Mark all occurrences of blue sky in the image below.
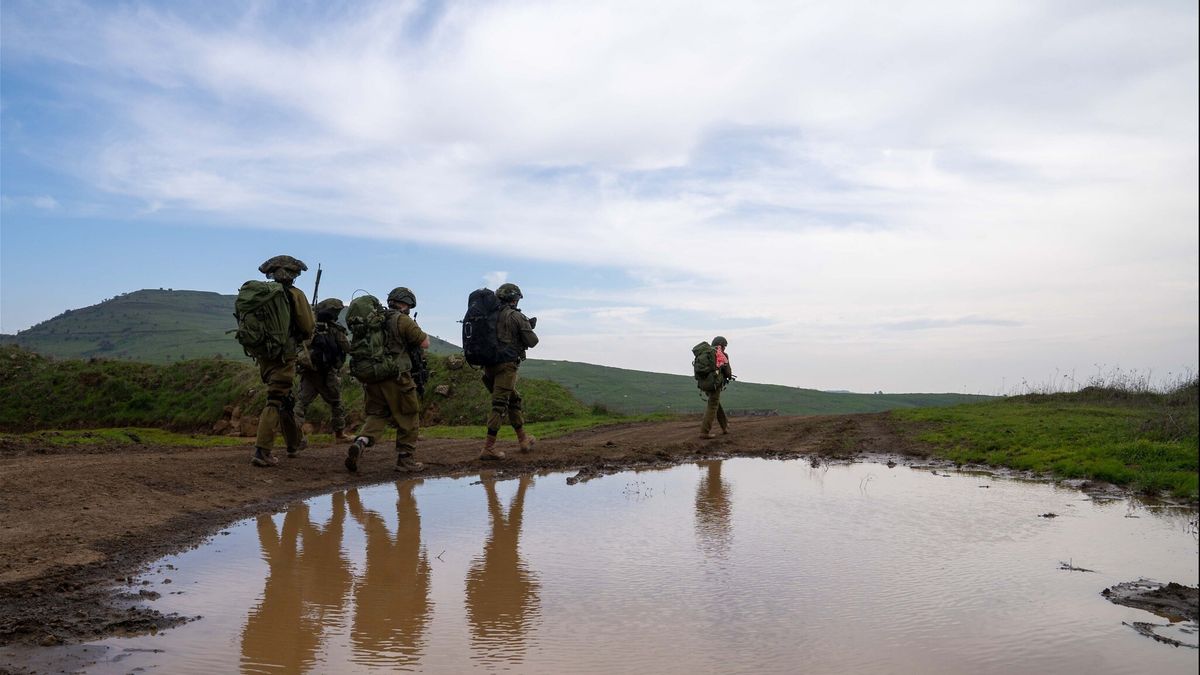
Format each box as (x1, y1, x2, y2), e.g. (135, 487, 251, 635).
(2, 0, 1197, 394)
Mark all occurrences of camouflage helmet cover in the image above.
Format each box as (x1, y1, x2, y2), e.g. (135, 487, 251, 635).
(258, 255, 308, 276)
(711, 335, 728, 347)
(313, 298, 344, 320)
(387, 286, 417, 308)
(496, 283, 523, 302)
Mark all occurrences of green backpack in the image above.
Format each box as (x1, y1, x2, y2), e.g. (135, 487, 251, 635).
(692, 341, 722, 392)
(234, 280, 293, 362)
(346, 295, 411, 383)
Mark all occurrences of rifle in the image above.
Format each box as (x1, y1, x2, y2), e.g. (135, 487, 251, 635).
(408, 310, 431, 395)
(311, 264, 323, 304)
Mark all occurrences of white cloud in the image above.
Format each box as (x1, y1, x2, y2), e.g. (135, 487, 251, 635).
(2, 0, 1196, 390)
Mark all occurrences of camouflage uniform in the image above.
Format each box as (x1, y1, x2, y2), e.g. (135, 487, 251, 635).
(480, 283, 539, 460)
(700, 339, 732, 437)
(350, 311, 428, 467)
(295, 306, 352, 437)
(253, 256, 315, 465)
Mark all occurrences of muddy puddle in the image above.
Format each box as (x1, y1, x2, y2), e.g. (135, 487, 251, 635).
(6, 459, 1198, 674)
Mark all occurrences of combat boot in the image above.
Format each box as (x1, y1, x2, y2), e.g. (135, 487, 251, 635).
(345, 436, 368, 473)
(395, 453, 425, 473)
(699, 432, 718, 440)
(287, 436, 308, 458)
(516, 428, 536, 453)
(479, 435, 506, 461)
(333, 429, 348, 442)
(251, 447, 278, 467)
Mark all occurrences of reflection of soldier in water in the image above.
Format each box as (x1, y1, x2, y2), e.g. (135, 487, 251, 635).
(695, 460, 733, 558)
(465, 474, 540, 662)
(241, 494, 353, 672)
(346, 482, 432, 668)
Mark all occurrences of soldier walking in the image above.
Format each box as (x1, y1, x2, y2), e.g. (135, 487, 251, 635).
(479, 283, 539, 460)
(249, 255, 315, 466)
(295, 298, 351, 441)
(699, 335, 733, 439)
(344, 287, 430, 473)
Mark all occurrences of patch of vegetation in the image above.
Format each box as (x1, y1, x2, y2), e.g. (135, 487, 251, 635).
(420, 412, 674, 440)
(894, 380, 1199, 498)
(0, 428, 247, 448)
(521, 359, 991, 414)
(0, 345, 588, 432)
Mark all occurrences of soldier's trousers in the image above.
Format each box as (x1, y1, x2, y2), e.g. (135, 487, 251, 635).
(295, 368, 346, 433)
(357, 371, 420, 454)
(701, 387, 728, 434)
(256, 357, 303, 452)
(482, 361, 524, 434)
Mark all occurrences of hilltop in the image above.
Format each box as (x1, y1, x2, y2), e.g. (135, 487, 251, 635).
(0, 289, 461, 361)
(1, 289, 990, 415)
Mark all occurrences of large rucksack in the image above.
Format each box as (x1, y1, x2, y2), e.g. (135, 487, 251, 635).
(461, 288, 519, 366)
(692, 341, 722, 392)
(306, 322, 347, 371)
(233, 280, 293, 362)
(346, 295, 410, 383)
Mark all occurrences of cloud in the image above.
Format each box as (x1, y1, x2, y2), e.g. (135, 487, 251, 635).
(482, 271, 508, 287)
(2, 0, 1196, 390)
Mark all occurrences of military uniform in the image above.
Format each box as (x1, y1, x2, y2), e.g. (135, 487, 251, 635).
(700, 338, 732, 437)
(347, 310, 428, 471)
(253, 256, 316, 466)
(480, 283, 539, 460)
(295, 309, 352, 438)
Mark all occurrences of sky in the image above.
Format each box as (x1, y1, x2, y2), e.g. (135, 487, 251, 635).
(1, 0, 1197, 394)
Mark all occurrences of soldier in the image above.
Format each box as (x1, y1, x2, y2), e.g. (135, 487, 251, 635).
(252, 255, 315, 467)
(480, 283, 539, 461)
(700, 335, 733, 439)
(344, 287, 430, 473)
(295, 298, 351, 441)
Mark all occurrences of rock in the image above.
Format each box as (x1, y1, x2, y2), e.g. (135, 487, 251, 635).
(238, 416, 259, 437)
(212, 420, 231, 435)
(446, 356, 465, 370)
(434, 384, 452, 397)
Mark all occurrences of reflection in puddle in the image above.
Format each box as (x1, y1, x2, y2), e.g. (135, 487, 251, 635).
(465, 474, 540, 665)
(22, 459, 1200, 674)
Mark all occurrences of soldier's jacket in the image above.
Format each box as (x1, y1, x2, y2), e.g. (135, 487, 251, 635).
(388, 312, 428, 361)
(285, 286, 316, 345)
(497, 307, 538, 361)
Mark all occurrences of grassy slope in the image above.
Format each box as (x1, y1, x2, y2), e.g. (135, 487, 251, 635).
(0, 289, 461, 361)
(2, 289, 991, 415)
(0, 346, 586, 431)
(521, 359, 990, 414)
(893, 386, 1199, 498)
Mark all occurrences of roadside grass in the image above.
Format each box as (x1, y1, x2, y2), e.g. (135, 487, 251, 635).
(893, 381, 1199, 498)
(0, 427, 247, 448)
(419, 412, 675, 440)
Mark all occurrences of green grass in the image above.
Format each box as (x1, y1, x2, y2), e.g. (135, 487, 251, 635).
(0, 427, 247, 448)
(521, 359, 991, 414)
(420, 412, 674, 440)
(894, 385, 1199, 498)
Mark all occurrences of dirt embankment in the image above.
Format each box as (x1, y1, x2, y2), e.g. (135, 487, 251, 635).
(0, 413, 918, 646)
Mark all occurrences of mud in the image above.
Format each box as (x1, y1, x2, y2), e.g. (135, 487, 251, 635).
(0, 413, 930, 646)
(1103, 580, 1200, 622)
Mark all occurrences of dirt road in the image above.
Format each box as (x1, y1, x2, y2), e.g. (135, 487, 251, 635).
(0, 413, 921, 646)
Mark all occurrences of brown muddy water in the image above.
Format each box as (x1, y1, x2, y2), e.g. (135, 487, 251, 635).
(9, 459, 1199, 674)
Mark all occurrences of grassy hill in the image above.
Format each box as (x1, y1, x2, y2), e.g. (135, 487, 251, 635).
(0, 345, 586, 432)
(521, 359, 989, 414)
(0, 289, 460, 362)
(2, 289, 991, 415)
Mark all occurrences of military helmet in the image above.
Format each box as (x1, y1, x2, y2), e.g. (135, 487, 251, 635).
(258, 255, 307, 277)
(314, 298, 344, 321)
(387, 286, 417, 308)
(711, 335, 729, 347)
(496, 283, 523, 302)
